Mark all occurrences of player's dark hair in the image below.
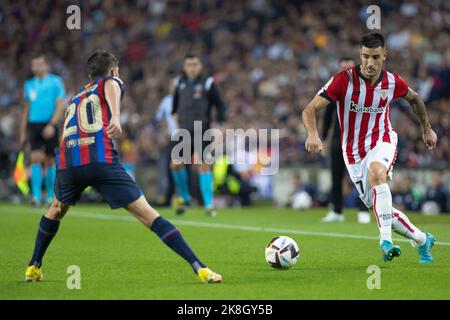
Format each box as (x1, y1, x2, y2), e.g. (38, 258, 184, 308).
(184, 53, 202, 62)
(361, 32, 385, 48)
(32, 53, 47, 62)
(339, 56, 355, 63)
(86, 50, 118, 78)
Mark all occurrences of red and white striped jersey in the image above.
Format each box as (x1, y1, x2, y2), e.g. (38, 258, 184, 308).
(318, 65, 409, 164)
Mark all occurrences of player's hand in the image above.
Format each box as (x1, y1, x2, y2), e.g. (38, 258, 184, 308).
(305, 133, 323, 154)
(422, 128, 437, 150)
(42, 124, 56, 139)
(107, 115, 122, 139)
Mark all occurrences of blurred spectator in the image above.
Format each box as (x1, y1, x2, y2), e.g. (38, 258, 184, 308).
(391, 175, 421, 212)
(342, 176, 362, 209)
(288, 173, 316, 209)
(421, 171, 449, 214)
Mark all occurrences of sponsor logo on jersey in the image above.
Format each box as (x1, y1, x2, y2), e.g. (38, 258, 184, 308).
(379, 213, 392, 220)
(66, 137, 95, 148)
(194, 84, 203, 99)
(29, 90, 37, 101)
(349, 101, 384, 113)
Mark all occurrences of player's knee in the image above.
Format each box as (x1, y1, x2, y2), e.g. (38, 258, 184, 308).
(30, 151, 44, 164)
(45, 199, 67, 220)
(368, 163, 387, 186)
(170, 161, 183, 171)
(197, 163, 210, 173)
(46, 156, 55, 167)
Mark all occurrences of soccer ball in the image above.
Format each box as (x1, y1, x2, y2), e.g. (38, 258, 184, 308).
(265, 236, 300, 269)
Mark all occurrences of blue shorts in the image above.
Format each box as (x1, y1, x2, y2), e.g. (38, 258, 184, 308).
(54, 162, 143, 209)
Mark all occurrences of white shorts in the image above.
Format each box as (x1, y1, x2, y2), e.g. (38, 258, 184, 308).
(345, 139, 397, 209)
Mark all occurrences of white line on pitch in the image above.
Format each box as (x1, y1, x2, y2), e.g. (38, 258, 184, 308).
(25, 209, 450, 247)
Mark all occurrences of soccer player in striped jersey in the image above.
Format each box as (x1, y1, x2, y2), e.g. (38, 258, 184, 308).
(24, 51, 222, 284)
(302, 33, 438, 263)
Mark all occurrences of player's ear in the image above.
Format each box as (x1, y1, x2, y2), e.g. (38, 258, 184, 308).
(110, 67, 119, 77)
(382, 48, 387, 62)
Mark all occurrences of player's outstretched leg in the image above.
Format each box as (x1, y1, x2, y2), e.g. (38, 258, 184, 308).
(392, 207, 436, 263)
(170, 162, 190, 215)
(126, 195, 221, 283)
(369, 162, 401, 262)
(25, 199, 70, 281)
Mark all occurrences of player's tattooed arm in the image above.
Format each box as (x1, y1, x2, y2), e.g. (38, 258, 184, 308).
(404, 88, 431, 130)
(301, 95, 330, 153)
(403, 88, 437, 150)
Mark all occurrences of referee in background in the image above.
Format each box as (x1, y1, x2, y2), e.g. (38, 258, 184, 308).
(20, 54, 66, 207)
(170, 53, 226, 216)
(155, 80, 177, 206)
(320, 57, 371, 224)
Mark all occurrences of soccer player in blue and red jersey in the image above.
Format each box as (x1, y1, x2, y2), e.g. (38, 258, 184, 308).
(24, 51, 222, 284)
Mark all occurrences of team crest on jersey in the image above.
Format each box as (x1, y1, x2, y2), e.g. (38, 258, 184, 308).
(194, 84, 203, 98)
(380, 89, 388, 100)
(29, 90, 37, 101)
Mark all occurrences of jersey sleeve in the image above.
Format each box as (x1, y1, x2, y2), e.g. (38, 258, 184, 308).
(393, 73, 409, 99)
(318, 70, 348, 102)
(208, 80, 226, 123)
(105, 76, 125, 98)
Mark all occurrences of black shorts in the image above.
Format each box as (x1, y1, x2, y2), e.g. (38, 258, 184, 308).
(168, 129, 214, 164)
(28, 122, 59, 156)
(54, 162, 143, 209)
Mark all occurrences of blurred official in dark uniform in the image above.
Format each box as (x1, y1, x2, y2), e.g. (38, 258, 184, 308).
(170, 54, 226, 216)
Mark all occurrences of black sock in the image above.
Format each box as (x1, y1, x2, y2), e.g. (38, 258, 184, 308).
(29, 216, 60, 268)
(151, 216, 205, 274)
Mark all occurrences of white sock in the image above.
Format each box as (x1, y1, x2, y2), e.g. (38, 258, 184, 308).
(392, 207, 426, 246)
(373, 183, 393, 244)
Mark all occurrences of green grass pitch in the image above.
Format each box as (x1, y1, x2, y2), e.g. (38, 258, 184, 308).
(1, 202, 449, 299)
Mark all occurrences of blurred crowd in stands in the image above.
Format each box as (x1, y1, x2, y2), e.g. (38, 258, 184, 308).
(0, 0, 449, 211)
